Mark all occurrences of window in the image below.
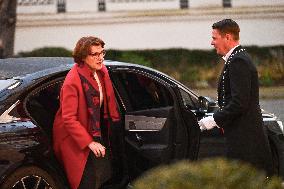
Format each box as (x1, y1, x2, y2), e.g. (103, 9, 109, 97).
(180, 0, 189, 9)
(98, 0, 106, 12)
(179, 88, 198, 110)
(57, 0, 66, 13)
(25, 78, 63, 136)
(112, 72, 173, 111)
(223, 0, 231, 8)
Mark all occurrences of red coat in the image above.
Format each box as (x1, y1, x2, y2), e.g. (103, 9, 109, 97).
(53, 63, 120, 189)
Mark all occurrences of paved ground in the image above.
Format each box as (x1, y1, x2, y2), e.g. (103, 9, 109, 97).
(260, 99, 284, 121)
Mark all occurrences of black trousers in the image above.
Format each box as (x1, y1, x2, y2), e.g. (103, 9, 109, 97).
(78, 139, 112, 189)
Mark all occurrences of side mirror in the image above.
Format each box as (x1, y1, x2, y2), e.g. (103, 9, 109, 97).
(198, 96, 219, 113)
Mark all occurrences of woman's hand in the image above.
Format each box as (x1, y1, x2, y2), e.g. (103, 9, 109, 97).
(88, 141, 106, 157)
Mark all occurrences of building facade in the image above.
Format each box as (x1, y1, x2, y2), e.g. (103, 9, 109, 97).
(15, 0, 284, 54)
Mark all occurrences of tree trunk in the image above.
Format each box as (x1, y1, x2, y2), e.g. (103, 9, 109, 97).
(0, 0, 17, 58)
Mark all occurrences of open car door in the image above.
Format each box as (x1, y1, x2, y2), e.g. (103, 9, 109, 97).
(110, 69, 189, 179)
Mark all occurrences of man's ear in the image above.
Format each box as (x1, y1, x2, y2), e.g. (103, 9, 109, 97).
(225, 33, 231, 41)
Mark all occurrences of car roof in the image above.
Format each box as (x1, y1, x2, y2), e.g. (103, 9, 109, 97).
(0, 57, 169, 79)
(0, 57, 153, 78)
(0, 57, 194, 94)
(0, 57, 74, 79)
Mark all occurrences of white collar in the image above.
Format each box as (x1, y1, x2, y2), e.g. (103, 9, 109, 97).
(222, 45, 240, 62)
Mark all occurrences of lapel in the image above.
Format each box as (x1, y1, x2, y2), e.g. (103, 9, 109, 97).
(77, 64, 111, 118)
(217, 64, 225, 103)
(226, 45, 243, 65)
(217, 45, 243, 104)
(76, 64, 100, 95)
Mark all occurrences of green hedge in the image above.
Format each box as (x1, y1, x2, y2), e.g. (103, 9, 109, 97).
(18, 47, 72, 57)
(18, 45, 284, 87)
(133, 158, 283, 189)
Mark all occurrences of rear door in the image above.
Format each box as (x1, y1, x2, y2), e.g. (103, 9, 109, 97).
(109, 68, 189, 178)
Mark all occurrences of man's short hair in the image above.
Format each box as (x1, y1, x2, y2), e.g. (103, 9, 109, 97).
(212, 19, 240, 40)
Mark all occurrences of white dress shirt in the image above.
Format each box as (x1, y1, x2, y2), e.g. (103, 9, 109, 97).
(222, 44, 240, 62)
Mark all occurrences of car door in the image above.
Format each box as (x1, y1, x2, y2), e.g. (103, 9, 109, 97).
(176, 86, 202, 160)
(109, 68, 189, 178)
(194, 96, 226, 159)
(198, 120, 226, 159)
(172, 86, 226, 160)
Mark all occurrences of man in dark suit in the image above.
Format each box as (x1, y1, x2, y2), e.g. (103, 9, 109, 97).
(199, 19, 273, 175)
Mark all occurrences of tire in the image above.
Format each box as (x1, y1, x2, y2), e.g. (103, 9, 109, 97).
(1, 166, 63, 189)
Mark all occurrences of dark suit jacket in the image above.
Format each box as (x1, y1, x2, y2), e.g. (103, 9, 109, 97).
(213, 46, 273, 175)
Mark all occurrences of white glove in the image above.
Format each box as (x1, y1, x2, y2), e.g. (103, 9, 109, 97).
(198, 116, 218, 131)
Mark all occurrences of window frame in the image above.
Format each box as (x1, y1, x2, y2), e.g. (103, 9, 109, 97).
(110, 69, 175, 113)
(177, 85, 199, 110)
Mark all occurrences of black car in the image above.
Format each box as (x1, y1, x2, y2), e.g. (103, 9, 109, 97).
(0, 57, 283, 188)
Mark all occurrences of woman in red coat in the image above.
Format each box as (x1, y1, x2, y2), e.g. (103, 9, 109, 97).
(53, 36, 120, 189)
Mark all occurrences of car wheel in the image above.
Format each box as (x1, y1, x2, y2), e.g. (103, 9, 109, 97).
(1, 166, 63, 189)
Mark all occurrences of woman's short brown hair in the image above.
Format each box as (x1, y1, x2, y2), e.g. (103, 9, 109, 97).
(72, 36, 105, 65)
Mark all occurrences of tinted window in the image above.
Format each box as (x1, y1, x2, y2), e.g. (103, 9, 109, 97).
(179, 88, 198, 110)
(25, 79, 63, 136)
(113, 72, 173, 111)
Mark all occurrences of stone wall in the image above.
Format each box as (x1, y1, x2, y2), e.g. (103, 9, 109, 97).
(15, 1, 284, 54)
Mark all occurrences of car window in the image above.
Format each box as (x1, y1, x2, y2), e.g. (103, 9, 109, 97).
(25, 78, 63, 136)
(112, 72, 173, 111)
(179, 88, 198, 110)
